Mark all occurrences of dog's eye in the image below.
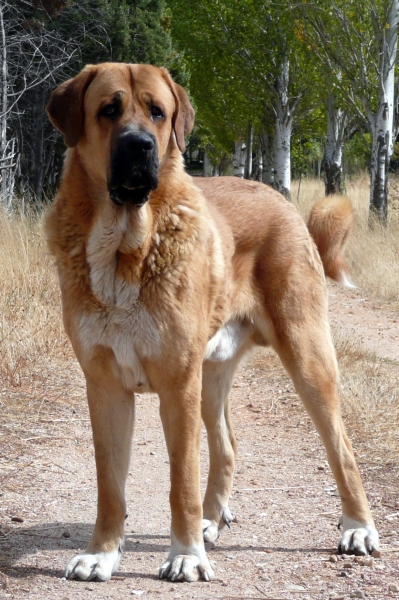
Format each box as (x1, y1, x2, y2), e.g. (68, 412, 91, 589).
(99, 103, 119, 119)
(150, 104, 164, 120)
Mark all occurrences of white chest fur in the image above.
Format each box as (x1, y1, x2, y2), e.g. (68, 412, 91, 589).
(80, 204, 160, 393)
(78, 299, 160, 393)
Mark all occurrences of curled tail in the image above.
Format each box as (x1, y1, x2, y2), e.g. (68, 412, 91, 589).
(307, 194, 355, 288)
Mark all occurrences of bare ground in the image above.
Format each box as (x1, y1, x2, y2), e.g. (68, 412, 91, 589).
(1, 283, 399, 600)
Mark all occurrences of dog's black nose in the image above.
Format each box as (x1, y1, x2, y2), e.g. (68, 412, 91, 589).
(109, 126, 159, 207)
(120, 130, 155, 154)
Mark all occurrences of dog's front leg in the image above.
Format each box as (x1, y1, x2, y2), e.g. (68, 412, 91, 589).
(65, 364, 135, 581)
(159, 376, 214, 582)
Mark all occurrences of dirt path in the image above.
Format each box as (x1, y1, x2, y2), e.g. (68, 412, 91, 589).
(1, 285, 399, 600)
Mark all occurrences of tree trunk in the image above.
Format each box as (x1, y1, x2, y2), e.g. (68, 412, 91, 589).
(252, 144, 263, 181)
(260, 125, 274, 186)
(369, 109, 389, 224)
(324, 93, 347, 195)
(368, 0, 398, 223)
(203, 151, 212, 177)
(233, 141, 246, 177)
(244, 122, 253, 179)
(274, 56, 292, 199)
(30, 88, 46, 199)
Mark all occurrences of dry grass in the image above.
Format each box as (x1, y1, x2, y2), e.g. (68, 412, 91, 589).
(293, 174, 399, 305)
(334, 335, 399, 478)
(0, 206, 66, 389)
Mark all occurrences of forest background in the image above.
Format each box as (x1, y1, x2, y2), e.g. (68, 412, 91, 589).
(1, 0, 399, 224)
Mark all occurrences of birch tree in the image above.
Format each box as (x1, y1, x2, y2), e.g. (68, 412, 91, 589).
(170, 0, 316, 198)
(297, 0, 399, 222)
(323, 92, 348, 195)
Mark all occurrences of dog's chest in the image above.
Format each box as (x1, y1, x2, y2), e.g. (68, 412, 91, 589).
(78, 289, 160, 393)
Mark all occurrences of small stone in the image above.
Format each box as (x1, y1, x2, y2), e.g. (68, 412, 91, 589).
(330, 595, 345, 600)
(340, 570, 350, 577)
(359, 557, 374, 567)
(371, 549, 382, 558)
(389, 583, 399, 593)
(343, 561, 353, 568)
(329, 554, 338, 563)
(149, 451, 156, 456)
(285, 583, 306, 590)
(11, 516, 24, 523)
(62, 530, 70, 538)
(264, 548, 273, 553)
(318, 465, 325, 471)
(350, 591, 365, 598)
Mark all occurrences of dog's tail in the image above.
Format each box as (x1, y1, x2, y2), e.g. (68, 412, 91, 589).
(307, 194, 355, 288)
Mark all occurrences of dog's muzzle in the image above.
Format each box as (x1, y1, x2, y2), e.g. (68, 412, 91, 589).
(108, 127, 159, 207)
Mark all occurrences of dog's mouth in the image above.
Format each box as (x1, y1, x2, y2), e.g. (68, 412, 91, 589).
(109, 183, 152, 208)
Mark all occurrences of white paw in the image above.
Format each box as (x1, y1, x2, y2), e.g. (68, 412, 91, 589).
(202, 519, 219, 543)
(202, 506, 235, 542)
(65, 546, 122, 581)
(338, 516, 379, 556)
(159, 538, 214, 582)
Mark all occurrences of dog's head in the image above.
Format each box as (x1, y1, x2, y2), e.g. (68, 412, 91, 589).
(47, 63, 195, 207)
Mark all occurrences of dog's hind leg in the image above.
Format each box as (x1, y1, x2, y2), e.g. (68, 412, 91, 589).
(64, 352, 135, 581)
(262, 281, 379, 556)
(200, 356, 242, 543)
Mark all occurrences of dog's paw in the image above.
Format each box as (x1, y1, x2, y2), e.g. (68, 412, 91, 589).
(338, 516, 379, 556)
(65, 546, 121, 581)
(159, 553, 214, 582)
(202, 507, 235, 542)
(159, 540, 214, 582)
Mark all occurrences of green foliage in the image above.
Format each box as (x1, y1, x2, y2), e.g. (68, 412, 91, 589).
(106, 0, 172, 65)
(168, 0, 325, 162)
(294, 0, 398, 124)
(343, 131, 372, 175)
(291, 136, 324, 178)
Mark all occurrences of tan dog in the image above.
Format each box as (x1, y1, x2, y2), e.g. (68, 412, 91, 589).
(45, 63, 378, 583)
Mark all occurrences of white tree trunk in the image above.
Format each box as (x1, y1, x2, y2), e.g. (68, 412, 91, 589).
(252, 145, 263, 181)
(324, 92, 347, 195)
(368, 0, 399, 222)
(274, 56, 292, 199)
(244, 122, 253, 179)
(203, 151, 212, 177)
(233, 141, 246, 177)
(369, 108, 390, 222)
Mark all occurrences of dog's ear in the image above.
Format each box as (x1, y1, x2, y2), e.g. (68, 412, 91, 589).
(161, 69, 195, 153)
(46, 65, 97, 148)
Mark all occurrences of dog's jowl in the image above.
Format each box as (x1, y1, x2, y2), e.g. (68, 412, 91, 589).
(45, 62, 379, 583)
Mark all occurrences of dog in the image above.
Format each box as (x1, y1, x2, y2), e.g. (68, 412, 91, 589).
(45, 62, 378, 583)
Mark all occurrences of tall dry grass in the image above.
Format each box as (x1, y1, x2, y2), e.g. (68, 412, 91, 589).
(292, 174, 399, 305)
(0, 206, 65, 388)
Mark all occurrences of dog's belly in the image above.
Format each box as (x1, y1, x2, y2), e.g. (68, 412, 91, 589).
(78, 304, 160, 393)
(204, 321, 253, 362)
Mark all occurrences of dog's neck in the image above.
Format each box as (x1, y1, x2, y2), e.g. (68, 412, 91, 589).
(57, 148, 203, 307)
